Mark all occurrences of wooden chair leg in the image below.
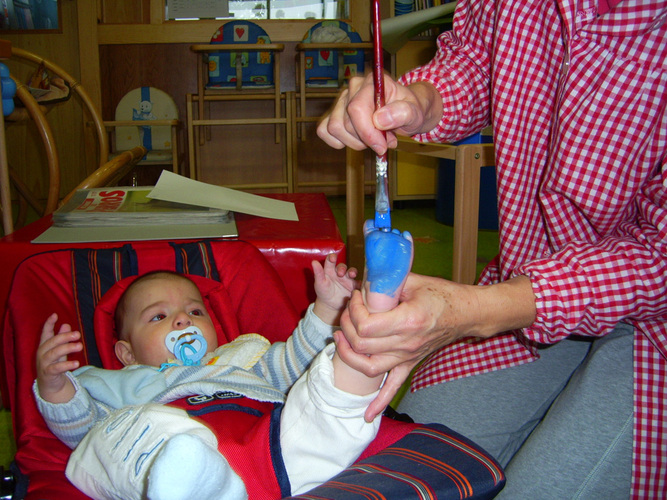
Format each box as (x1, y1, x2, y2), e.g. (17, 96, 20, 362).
(186, 94, 197, 179)
(452, 144, 482, 285)
(274, 52, 281, 144)
(346, 147, 366, 270)
(284, 92, 293, 192)
(171, 126, 178, 174)
(197, 53, 207, 147)
(300, 51, 307, 142)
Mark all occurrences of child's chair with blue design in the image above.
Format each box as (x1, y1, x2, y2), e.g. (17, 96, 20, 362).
(188, 21, 289, 187)
(206, 21, 276, 91)
(104, 86, 181, 181)
(292, 21, 372, 191)
(299, 21, 368, 90)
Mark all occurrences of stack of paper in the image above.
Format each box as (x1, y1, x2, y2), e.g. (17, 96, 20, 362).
(53, 187, 232, 227)
(33, 171, 298, 244)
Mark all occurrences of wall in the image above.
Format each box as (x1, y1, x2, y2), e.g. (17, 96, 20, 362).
(2, 0, 375, 203)
(91, 1, 373, 193)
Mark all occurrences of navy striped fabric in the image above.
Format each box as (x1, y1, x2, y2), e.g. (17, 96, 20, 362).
(72, 245, 137, 368)
(287, 424, 505, 500)
(170, 241, 221, 280)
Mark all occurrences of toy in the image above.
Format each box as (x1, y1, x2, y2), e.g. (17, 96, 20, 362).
(0, 62, 16, 116)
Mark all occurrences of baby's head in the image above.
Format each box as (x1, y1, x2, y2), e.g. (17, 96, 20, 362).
(114, 271, 219, 367)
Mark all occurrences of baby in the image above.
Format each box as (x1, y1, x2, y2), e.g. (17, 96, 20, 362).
(34, 252, 400, 500)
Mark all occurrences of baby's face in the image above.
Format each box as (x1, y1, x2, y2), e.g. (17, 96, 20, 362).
(119, 276, 218, 367)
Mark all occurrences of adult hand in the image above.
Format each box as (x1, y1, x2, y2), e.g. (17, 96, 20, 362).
(317, 73, 443, 156)
(335, 274, 537, 421)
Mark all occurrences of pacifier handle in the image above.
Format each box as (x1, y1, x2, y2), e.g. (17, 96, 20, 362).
(174, 335, 207, 365)
(165, 327, 207, 366)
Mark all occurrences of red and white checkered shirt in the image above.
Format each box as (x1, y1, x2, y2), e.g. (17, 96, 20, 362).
(400, 0, 666, 497)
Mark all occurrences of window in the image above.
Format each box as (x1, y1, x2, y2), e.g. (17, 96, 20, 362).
(166, 0, 349, 21)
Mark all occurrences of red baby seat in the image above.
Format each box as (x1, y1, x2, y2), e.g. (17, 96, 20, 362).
(2, 240, 505, 499)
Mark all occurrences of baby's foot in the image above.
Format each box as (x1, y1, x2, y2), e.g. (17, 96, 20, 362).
(363, 219, 414, 313)
(147, 434, 247, 500)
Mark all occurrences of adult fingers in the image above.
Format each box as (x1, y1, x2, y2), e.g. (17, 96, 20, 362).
(318, 74, 390, 155)
(364, 362, 415, 422)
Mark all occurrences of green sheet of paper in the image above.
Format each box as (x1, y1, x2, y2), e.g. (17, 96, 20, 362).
(148, 171, 298, 221)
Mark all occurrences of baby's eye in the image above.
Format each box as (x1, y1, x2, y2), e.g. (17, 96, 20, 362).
(150, 314, 166, 322)
(189, 309, 203, 317)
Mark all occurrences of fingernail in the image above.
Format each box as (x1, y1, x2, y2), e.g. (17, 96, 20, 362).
(371, 145, 386, 156)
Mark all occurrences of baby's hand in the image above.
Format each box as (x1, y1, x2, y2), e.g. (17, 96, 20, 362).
(35, 313, 82, 403)
(312, 253, 359, 325)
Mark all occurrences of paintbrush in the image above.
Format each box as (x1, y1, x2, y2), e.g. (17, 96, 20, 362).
(372, 0, 391, 231)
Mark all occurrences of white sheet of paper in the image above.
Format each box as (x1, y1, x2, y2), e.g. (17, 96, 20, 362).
(148, 171, 299, 221)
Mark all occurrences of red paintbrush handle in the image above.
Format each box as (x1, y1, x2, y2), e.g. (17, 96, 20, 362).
(372, 0, 385, 112)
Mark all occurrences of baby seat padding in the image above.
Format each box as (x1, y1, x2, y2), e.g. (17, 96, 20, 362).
(3, 240, 505, 499)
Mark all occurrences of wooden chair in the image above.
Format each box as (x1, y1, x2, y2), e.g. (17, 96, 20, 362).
(188, 21, 291, 191)
(0, 43, 146, 235)
(104, 86, 181, 179)
(292, 21, 372, 192)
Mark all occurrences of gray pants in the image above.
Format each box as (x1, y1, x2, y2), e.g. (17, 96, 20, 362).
(398, 323, 633, 499)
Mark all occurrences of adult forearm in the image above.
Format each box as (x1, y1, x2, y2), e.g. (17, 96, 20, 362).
(473, 275, 537, 338)
(512, 232, 667, 341)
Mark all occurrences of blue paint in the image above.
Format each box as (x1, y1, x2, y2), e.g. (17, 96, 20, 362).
(365, 226, 413, 296)
(374, 210, 391, 229)
(140, 86, 153, 151)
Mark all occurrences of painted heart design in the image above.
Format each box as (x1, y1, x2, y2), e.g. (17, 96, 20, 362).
(235, 27, 245, 39)
(320, 51, 330, 61)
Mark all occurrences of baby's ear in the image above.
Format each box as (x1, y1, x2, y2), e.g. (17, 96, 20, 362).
(114, 340, 136, 366)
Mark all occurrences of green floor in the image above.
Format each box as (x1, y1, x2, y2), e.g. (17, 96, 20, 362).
(328, 196, 499, 280)
(0, 196, 499, 470)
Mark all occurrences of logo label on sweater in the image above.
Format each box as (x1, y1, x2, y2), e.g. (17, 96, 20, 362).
(187, 391, 241, 405)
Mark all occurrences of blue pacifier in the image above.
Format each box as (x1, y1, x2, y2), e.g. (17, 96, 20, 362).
(164, 327, 208, 366)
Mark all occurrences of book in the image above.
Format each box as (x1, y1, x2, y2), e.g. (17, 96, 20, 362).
(53, 186, 233, 227)
(32, 220, 238, 244)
